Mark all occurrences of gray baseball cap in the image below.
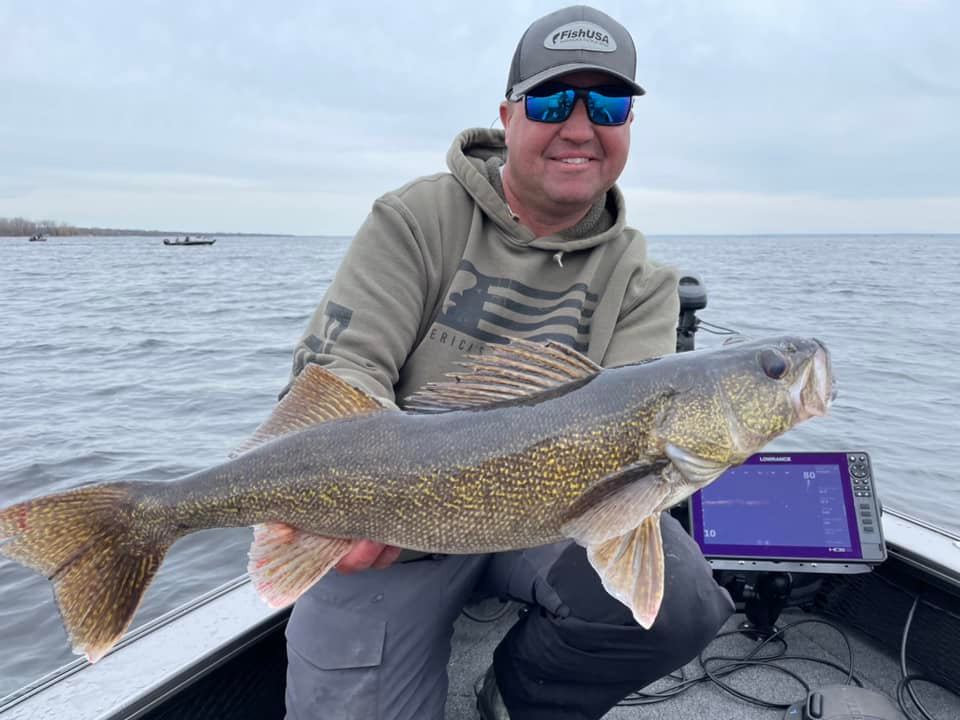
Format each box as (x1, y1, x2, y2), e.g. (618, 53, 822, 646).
(506, 5, 645, 100)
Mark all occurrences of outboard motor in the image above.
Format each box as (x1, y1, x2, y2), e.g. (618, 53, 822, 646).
(676, 275, 707, 353)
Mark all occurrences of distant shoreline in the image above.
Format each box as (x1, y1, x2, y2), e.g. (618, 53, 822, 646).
(3, 227, 956, 239)
(0, 217, 304, 237)
(1, 232, 302, 238)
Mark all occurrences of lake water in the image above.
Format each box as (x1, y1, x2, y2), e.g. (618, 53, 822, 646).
(1, 233, 958, 696)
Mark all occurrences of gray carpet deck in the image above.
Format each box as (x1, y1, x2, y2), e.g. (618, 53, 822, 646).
(444, 604, 960, 719)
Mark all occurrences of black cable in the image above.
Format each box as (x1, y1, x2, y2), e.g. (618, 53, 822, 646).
(461, 599, 515, 623)
(702, 656, 811, 708)
(703, 619, 860, 709)
(619, 627, 782, 706)
(697, 319, 739, 335)
(897, 594, 955, 720)
(871, 569, 960, 625)
(618, 616, 863, 708)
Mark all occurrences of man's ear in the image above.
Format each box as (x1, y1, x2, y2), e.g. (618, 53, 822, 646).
(499, 101, 512, 132)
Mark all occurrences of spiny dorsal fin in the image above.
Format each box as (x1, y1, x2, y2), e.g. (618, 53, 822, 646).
(403, 339, 601, 413)
(230, 364, 385, 458)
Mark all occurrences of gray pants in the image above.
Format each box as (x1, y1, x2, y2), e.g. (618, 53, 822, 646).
(284, 514, 734, 720)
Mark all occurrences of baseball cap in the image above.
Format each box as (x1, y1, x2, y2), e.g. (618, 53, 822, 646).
(506, 5, 645, 100)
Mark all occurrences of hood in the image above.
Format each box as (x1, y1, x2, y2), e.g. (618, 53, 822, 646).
(445, 128, 629, 252)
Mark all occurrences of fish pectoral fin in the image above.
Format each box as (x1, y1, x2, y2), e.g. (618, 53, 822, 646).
(560, 461, 670, 545)
(586, 513, 665, 629)
(248, 523, 354, 608)
(230, 365, 387, 458)
(402, 338, 601, 413)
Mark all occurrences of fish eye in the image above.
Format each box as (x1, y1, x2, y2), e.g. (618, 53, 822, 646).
(759, 349, 789, 379)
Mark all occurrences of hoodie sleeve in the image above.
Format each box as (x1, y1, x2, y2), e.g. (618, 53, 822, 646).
(602, 260, 680, 367)
(287, 196, 432, 407)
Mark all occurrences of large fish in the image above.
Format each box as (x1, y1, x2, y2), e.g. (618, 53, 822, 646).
(0, 336, 833, 662)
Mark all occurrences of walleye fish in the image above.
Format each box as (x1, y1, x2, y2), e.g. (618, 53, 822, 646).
(0, 336, 834, 662)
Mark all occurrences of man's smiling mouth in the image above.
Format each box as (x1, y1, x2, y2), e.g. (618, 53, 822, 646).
(550, 156, 596, 166)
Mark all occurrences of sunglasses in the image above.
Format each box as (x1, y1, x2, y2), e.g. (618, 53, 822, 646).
(522, 83, 634, 126)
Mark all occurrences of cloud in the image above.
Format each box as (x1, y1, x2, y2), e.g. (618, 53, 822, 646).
(621, 186, 960, 234)
(1, 0, 958, 233)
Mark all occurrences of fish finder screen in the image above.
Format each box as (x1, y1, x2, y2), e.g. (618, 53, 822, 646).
(690, 454, 863, 561)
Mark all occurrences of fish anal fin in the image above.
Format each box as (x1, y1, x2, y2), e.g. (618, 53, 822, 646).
(231, 365, 386, 458)
(403, 338, 601, 413)
(587, 513, 665, 629)
(560, 460, 670, 546)
(248, 523, 353, 608)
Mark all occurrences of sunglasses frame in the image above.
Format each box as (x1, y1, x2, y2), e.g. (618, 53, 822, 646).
(521, 83, 635, 127)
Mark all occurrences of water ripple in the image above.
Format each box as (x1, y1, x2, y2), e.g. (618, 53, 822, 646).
(1, 233, 959, 694)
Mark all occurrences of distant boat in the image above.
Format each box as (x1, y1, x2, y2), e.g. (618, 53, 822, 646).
(163, 236, 216, 246)
(28, 234, 47, 242)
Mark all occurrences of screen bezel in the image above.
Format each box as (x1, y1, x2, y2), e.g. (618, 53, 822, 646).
(689, 452, 865, 562)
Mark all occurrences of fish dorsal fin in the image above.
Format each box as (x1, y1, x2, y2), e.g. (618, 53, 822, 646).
(403, 339, 601, 413)
(230, 364, 385, 458)
(587, 513, 665, 629)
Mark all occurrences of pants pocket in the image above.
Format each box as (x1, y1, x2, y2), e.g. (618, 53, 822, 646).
(285, 602, 386, 720)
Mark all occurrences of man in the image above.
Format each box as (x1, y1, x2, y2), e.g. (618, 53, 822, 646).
(283, 6, 733, 720)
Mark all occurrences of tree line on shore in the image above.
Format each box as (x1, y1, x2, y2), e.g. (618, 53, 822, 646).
(1, 216, 297, 238)
(0, 216, 175, 237)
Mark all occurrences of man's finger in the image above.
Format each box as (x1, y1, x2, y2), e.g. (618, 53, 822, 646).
(336, 540, 386, 574)
(371, 545, 403, 569)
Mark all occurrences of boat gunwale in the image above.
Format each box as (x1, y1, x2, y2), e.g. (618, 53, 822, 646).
(0, 575, 273, 716)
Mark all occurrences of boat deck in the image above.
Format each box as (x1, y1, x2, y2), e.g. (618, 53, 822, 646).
(3, 517, 959, 720)
(3, 584, 958, 720)
(445, 602, 960, 719)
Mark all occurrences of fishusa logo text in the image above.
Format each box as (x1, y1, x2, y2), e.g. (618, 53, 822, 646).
(552, 28, 610, 46)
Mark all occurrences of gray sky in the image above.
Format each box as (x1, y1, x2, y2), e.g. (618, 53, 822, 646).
(1, 0, 957, 235)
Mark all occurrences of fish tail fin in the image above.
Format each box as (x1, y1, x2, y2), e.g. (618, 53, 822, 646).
(0, 483, 176, 662)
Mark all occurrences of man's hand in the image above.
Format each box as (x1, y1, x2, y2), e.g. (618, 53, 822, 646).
(336, 540, 403, 574)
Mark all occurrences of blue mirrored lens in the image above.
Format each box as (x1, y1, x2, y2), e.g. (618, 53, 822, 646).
(524, 88, 632, 126)
(586, 91, 632, 125)
(524, 90, 576, 123)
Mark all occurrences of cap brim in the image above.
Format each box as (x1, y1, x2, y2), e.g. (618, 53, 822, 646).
(508, 63, 645, 100)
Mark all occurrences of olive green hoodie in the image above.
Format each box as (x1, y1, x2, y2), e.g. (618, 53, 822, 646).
(291, 128, 679, 406)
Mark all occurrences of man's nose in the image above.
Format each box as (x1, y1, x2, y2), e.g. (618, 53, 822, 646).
(558, 98, 595, 141)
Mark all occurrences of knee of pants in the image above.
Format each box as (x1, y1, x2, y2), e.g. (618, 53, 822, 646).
(545, 525, 734, 665)
(642, 553, 735, 669)
(650, 579, 734, 669)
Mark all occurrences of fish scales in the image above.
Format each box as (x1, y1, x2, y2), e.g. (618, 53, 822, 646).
(159, 367, 655, 553)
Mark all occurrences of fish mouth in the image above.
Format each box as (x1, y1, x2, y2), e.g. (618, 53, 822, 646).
(790, 339, 836, 421)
